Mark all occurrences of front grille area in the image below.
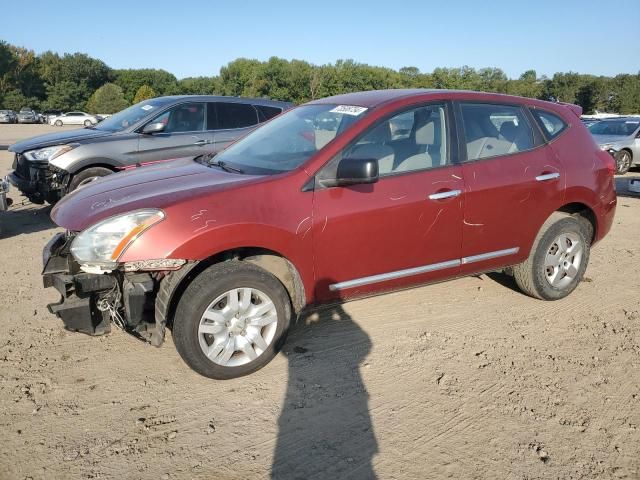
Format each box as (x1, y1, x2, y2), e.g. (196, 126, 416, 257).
(14, 154, 30, 179)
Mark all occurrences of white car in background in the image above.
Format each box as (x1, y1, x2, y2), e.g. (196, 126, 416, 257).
(49, 111, 99, 127)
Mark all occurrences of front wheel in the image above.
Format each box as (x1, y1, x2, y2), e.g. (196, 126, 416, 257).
(84, 119, 93, 127)
(615, 150, 632, 175)
(513, 214, 591, 300)
(173, 261, 292, 379)
(68, 167, 113, 192)
(54, 120, 63, 126)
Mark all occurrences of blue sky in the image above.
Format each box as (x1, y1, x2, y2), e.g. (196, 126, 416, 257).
(3, 0, 639, 79)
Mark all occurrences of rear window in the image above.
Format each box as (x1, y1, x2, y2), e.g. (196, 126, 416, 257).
(531, 110, 567, 139)
(215, 103, 258, 129)
(256, 105, 282, 122)
(460, 103, 534, 161)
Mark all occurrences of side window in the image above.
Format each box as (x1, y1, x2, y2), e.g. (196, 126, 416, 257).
(460, 103, 534, 161)
(343, 103, 449, 176)
(256, 105, 282, 122)
(531, 109, 567, 139)
(150, 103, 205, 133)
(215, 103, 258, 129)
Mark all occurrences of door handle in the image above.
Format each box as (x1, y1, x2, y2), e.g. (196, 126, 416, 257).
(428, 189, 461, 200)
(535, 172, 560, 182)
(193, 139, 210, 146)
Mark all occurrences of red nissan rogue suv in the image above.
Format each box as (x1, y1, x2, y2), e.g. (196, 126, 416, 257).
(42, 89, 617, 379)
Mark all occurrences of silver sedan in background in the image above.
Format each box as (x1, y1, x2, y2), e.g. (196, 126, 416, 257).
(0, 110, 18, 123)
(589, 117, 640, 174)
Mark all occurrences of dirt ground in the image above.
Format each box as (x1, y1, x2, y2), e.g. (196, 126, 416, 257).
(0, 124, 639, 480)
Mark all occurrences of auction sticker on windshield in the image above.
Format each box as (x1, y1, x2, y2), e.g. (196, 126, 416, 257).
(330, 105, 368, 116)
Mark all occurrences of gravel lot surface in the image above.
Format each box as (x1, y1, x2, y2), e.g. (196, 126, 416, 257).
(0, 124, 639, 479)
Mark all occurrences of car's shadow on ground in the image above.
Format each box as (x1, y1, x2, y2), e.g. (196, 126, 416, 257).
(0, 200, 55, 239)
(272, 279, 378, 479)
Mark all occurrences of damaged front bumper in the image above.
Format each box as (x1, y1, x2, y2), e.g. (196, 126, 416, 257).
(42, 232, 192, 345)
(9, 154, 68, 204)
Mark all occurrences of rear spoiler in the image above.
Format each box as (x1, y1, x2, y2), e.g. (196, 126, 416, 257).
(558, 102, 583, 118)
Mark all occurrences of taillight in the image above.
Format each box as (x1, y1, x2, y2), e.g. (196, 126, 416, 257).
(599, 150, 616, 176)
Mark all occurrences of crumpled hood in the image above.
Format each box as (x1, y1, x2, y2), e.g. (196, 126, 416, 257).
(8, 128, 113, 153)
(51, 157, 262, 231)
(591, 134, 632, 147)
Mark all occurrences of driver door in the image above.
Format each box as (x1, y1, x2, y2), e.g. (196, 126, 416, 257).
(311, 103, 464, 302)
(135, 102, 211, 163)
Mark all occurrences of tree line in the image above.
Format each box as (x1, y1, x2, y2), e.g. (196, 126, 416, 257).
(1, 40, 639, 114)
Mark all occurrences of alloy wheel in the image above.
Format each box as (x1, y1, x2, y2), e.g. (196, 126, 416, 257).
(616, 151, 631, 173)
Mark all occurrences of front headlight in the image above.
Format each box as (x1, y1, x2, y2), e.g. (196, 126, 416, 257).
(23, 145, 75, 162)
(70, 209, 165, 268)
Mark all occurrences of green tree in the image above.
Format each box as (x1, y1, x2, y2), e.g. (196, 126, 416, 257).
(85, 83, 128, 114)
(114, 69, 178, 102)
(133, 84, 156, 103)
(43, 80, 87, 110)
(178, 76, 219, 95)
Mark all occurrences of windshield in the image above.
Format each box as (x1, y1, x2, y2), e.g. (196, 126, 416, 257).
(589, 119, 640, 136)
(94, 98, 173, 132)
(214, 104, 369, 174)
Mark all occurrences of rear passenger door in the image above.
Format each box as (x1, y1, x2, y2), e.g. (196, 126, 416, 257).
(455, 102, 565, 275)
(209, 102, 260, 153)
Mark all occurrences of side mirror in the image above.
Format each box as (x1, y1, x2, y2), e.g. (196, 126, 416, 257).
(322, 157, 379, 188)
(142, 122, 165, 134)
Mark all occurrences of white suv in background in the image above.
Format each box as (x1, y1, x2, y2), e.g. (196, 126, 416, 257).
(49, 111, 100, 127)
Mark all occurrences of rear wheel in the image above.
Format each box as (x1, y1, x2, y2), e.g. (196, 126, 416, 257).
(513, 214, 591, 300)
(615, 150, 632, 175)
(173, 261, 292, 379)
(54, 120, 63, 126)
(68, 167, 113, 192)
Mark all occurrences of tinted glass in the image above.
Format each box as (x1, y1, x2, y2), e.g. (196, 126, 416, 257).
(215, 103, 258, 129)
(589, 119, 640, 136)
(532, 110, 567, 139)
(460, 103, 534, 160)
(151, 102, 205, 133)
(94, 98, 173, 132)
(343, 104, 448, 176)
(206, 103, 217, 130)
(256, 105, 282, 122)
(214, 104, 368, 174)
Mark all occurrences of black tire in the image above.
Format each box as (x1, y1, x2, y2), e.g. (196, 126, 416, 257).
(513, 213, 591, 300)
(615, 150, 632, 175)
(84, 119, 92, 127)
(68, 167, 113, 192)
(172, 261, 292, 379)
(54, 119, 63, 126)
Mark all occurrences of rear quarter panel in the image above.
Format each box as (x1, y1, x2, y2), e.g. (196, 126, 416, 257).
(545, 109, 617, 242)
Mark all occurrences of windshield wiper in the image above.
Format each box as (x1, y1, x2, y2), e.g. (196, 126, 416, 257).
(209, 159, 244, 174)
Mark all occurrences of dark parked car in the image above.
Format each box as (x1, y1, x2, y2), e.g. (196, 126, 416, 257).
(42, 89, 616, 379)
(0, 109, 18, 123)
(17, 107, 39, 124)
(8, 96, 292, 204)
